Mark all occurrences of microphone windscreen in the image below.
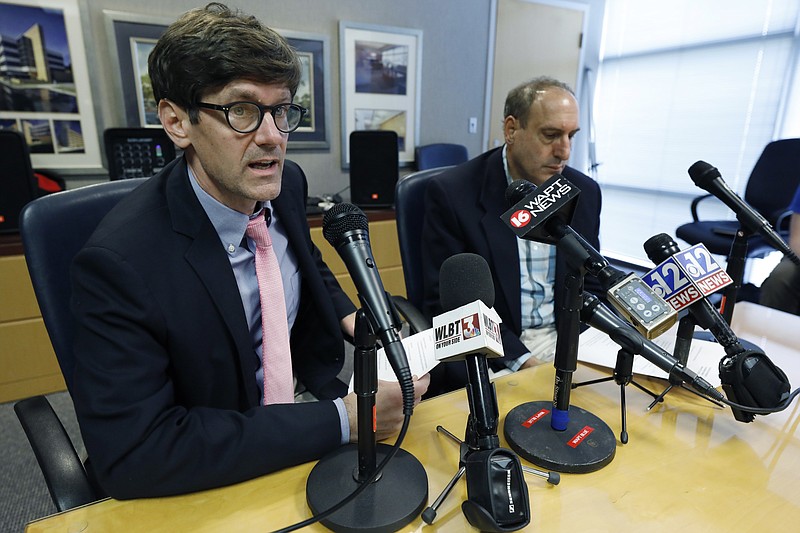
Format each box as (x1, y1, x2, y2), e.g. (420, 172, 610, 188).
(322, 203, 368, 246)
(688, 160, 721, 189)
(504, 179, 536, 206)
(643, 233, 681, 263)
(440, 253, 495, 311)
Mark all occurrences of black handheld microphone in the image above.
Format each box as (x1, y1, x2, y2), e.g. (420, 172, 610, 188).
(688, 160, 800, 266)
(643, 233, 745, 356)
(503, 178, 677, 339)
(322, 203, 414, 412)
(643, 233, 791, 422)
(438, 253, 501, 450)
(580, 292, 724, 401)
(437, 253, 531, 532)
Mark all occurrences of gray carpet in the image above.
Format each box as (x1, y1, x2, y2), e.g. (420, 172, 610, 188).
(0, 391, 84, 533)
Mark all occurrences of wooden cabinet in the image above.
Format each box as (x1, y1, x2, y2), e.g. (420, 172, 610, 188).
(0, 216, 406, 403)
(0, 254, 65, 403)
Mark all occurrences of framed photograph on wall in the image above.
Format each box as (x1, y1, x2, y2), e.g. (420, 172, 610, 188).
(103, 10, 171, 128)
(282, 30, 331, 151)
(339, 21, 422, 167)
(0, 0, 102, 169)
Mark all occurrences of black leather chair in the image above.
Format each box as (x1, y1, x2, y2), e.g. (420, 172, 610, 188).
(15, 178, 146, 511)
(393, 167, 452, 324)
(414, 143, 467, 171)
(676, 138, 800, 262)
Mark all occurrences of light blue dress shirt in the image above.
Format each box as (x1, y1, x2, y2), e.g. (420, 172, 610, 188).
(187, 165, 349, 443)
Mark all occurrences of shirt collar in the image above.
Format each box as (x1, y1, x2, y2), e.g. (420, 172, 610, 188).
(187, 163, 273, 255)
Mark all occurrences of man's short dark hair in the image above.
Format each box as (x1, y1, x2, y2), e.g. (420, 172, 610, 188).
(504, 76, 575, 127)
(148, 2, 301, 123)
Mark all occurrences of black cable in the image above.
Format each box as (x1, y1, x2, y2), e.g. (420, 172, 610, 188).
(271, 413, 413, 533)
(699, 387, 800, 415)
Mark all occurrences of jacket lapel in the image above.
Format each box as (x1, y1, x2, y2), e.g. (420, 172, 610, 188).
(478, 150, 522, 333)
(165, 162, 260, 406)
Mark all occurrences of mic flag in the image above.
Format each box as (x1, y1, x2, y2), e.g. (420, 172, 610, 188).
(500, 175, 581, 244)
(432, 301, 504, 362)
(642, 241, 733, 312)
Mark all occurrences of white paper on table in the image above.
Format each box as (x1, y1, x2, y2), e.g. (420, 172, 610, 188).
(577, 325, 726, 387)
(348, 329, 438, 392)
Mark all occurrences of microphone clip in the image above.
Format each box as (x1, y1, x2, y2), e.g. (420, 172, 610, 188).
(461, 447, 531, 532)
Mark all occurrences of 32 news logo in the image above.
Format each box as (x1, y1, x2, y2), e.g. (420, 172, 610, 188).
(508, 177, 572, 228)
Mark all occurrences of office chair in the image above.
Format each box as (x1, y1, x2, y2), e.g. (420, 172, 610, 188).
(391, 167, 453, 332)
(414, 143, 468, 171)
(15, 178, 146, 511)
(676, 138, 800, 264)
(0, 130, 39, 234)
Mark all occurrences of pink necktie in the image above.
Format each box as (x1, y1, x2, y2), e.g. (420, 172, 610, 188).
(246, 215, 295, 405)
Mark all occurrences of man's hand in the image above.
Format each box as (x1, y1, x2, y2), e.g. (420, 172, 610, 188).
(519, 356, 549, 370)
(340, 311, 357, 339)
(343, 374, 431, 443)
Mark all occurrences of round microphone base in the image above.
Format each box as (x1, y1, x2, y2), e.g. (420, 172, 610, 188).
(504, 401, 616, 474)
(306, 443, 428, 533)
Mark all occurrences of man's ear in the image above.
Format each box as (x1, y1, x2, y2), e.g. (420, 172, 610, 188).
(158, 99, 192, 150)
(503, 116, 517, 145)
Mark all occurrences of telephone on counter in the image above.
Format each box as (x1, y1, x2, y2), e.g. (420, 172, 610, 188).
(306, 193, 342, 215)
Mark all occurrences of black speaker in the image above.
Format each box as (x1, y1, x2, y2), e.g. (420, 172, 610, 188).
(0, 130, 38, 234)
(349, 130, 399, 208)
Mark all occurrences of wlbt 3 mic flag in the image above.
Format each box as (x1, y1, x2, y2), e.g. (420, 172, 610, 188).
(433, 302, 504, 362)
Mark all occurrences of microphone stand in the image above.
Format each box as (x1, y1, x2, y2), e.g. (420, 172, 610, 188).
(719, 226, 752, 324)
(571, 346, 660, 444)
(504, 234, 616, 473)
(422, 354, 531, 532)
(647, 315, 724, 410)
(306, 310, 427, 532)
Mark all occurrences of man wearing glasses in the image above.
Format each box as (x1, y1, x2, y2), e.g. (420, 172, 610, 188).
(70, 3, 426, 499)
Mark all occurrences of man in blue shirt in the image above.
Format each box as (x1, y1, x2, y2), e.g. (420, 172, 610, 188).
(759, 184, 800, 315)
(421, 77, 603, 395)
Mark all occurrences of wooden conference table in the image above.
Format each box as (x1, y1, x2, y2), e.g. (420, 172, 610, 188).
(26, 303, 800, 532)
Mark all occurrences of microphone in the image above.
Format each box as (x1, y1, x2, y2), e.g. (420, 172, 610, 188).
(643, 234, 744, 356)
(643, 233, 792, 422)
(322, 203, 414, 411)
(434, 253, 502, 450)
(503, 178, 677, 339)
(433, 253, 530, 531)
(580, 292, 724, 401)
(688, 161, 800, 265)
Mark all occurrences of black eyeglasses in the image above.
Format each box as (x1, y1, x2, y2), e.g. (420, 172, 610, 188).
(197, 101, 307, 134)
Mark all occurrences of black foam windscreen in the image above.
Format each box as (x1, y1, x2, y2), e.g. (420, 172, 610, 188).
(504, 179, 536, 206)
(439, 253, 495, 312)
(688, 160, 720, 190)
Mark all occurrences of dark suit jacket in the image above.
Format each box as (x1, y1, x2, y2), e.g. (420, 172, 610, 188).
(421, 147, 603, 370)
(71, 157, 356, 499)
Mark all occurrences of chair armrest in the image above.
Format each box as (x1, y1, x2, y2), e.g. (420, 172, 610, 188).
(391, 295, 431, 334)
(14, 395, 98, 511)
(689, 193, 713, 222)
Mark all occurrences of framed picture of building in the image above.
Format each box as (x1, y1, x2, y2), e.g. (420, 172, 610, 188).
(339, 21, 422, 167)
(103, 10, 171, 128)
(0, 0, 101, 169)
